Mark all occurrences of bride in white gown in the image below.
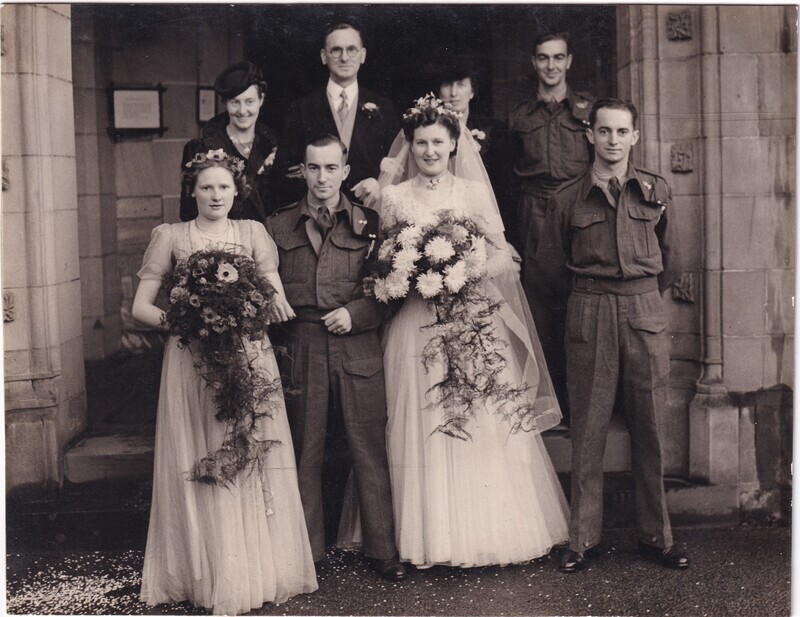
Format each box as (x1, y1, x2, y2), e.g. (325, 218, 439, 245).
(375, 95, 569, 568)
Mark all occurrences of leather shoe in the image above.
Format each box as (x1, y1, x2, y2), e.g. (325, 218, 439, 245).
(638, 542, 690, 569)
(558, 549, 588, 573)
(375, 556, 408, 581)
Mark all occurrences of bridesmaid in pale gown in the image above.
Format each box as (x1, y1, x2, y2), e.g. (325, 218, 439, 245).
(132, 150, 317, 615)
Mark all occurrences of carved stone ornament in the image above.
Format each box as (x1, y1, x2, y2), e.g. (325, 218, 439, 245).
(672, 273, 696, 303)
(667, 11, 692, 41)
(670, 142, 694, 173)
(4, 291, 16, 322)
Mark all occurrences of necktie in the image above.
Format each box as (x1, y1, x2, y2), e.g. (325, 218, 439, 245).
(608, 176, 622, 203)
(316, 207, 334, 238)
(337, 90, 349, 122)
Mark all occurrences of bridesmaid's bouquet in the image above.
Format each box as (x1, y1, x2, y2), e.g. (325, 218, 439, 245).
(368, 209, 535, 440)
(161, 249, 281, 486)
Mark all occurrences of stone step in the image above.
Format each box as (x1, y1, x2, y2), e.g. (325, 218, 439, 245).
(64, 434, 154, 484)
(542, 415, 631, 474)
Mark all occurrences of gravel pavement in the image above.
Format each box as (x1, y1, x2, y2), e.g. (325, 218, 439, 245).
(5, 525, 790, 616)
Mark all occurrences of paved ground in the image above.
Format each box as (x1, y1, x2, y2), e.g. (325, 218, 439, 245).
(5, 525, 790, 616)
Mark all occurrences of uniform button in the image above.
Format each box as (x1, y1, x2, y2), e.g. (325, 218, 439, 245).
(583, 541, 591, 548)
(651, 536, 657, 543)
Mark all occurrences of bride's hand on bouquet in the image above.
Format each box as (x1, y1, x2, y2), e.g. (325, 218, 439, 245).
(322, 307, 352, 335)
(270, 293, 296, 323)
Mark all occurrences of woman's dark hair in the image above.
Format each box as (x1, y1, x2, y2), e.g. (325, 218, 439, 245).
(181, 152, 251, 201)
(437, 60, 478, 98)
(401, 107, 461, 146)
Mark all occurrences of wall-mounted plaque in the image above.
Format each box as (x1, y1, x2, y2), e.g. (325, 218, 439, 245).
(197, 86, 218, 125)
(107, 84, 167, 140)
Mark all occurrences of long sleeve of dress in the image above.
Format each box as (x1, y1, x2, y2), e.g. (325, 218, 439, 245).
(137, 224, 174, 281)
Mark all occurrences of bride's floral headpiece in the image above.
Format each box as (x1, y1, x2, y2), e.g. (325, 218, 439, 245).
(402, 93, 462, 122)
(185, 148, 246, 175)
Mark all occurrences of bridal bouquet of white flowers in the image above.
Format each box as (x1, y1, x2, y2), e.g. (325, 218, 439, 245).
(367, 207, 536, 440)
(370, 209, 489, 304)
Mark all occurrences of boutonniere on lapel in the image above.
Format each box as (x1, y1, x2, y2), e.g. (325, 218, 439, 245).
(470, 128, 487, 152)
(257, 147, 277, 175)
(361, 102, 381, 119)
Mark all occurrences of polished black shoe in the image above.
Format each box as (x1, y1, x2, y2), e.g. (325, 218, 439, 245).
(638, 542, 690, 569)
(375, 556, 408, 581)
(558, 549, 588, 573)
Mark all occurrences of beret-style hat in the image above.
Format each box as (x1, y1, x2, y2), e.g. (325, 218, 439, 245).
(214, 61, 265, 100)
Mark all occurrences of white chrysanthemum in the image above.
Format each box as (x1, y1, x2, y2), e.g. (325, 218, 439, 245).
(377, 238, 397, 262)
(424, 236, 456, 263)
(393, 246, 421, 273)
(373, 277, 391, 303)
(416, 270, 444, 299)
(397, 225, 423, 248)
(443, 260, 468, 293)
(386, 271, 411, 299)
(449, 224, 469, 243)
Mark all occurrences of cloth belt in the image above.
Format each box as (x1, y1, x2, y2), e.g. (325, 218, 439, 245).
(572, 275, 658, 295)
(292, 307, 333, 323)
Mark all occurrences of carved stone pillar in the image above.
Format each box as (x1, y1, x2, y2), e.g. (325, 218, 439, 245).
(3, 4, 86, 500)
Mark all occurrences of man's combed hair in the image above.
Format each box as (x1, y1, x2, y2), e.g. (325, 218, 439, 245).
(589, 98, 639, 129)
(304, 134, 349, 161)
(533, 31, 571, 55)
(323, 22, 364, 48)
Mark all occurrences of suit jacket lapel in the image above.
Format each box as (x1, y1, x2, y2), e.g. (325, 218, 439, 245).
(311, 88, 339, 137)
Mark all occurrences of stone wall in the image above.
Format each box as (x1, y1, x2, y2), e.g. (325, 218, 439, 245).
(3, 5, 87, 500)
(65, 6, 245, 351)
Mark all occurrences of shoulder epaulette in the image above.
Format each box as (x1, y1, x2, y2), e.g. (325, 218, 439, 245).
(634, 167, 671, 208)
(270, 201, 301, 216)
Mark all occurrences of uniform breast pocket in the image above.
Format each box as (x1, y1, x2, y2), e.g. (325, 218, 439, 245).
(273, 235, 313, 283)
(628, 205, 661, 257)
(559, 118, 590, 166)
(570, 209, 607, 265)
(330, 233, 369, 281)
(514, 118, 546, 160)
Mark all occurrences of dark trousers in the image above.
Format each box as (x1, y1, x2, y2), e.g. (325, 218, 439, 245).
(275, 318, 397, 562)
(521, 190, 570, 421)
(565, 282, 673, 552)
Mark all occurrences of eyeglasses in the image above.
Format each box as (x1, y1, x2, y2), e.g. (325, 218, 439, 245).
(327, 46, 361, 59)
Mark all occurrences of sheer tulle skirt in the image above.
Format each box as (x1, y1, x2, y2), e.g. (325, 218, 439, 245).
(140, 336, 317, 615)
(384, 294, 569, 568)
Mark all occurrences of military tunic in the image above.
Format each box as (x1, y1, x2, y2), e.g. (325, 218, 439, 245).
(509, 88, 595, 421)
(537, 163, 676, 553)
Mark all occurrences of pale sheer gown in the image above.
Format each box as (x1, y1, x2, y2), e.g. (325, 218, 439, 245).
(138, 220, 317, 615)
(381, 179, 570, 568)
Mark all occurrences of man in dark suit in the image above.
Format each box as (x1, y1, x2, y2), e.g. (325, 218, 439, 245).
(276, 22, 399, 208)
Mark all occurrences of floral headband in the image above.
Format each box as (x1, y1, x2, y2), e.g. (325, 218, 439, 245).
(402, 92, 462, 122)
(184, 148, 246, 175)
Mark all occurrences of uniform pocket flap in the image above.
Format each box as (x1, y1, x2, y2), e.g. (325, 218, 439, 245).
(330, 233, 370, 251)
(571, 211, 606, 228)
(513, 118, 545, 133)
(342, 357, 383, 378)
(628, 315, 667, 333)
(628, 205, 661, 221)
(559, 117, 586, 132)
(273, 232, 311, 251)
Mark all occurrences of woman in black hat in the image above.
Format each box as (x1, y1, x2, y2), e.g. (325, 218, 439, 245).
(180, 61, 279, 224)
(437, 61, 516, 239)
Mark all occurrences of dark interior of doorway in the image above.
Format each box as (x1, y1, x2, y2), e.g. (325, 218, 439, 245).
(244, 4, 616, 131)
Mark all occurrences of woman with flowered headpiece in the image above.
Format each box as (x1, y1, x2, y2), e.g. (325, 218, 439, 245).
(179, 61, 280, 224)
(134, 149, 317, 614)
(340, 94, 569, 569)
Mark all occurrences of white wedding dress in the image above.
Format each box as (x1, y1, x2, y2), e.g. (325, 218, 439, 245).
(138, 220, 318, 615)
(380, 179, 570, 568)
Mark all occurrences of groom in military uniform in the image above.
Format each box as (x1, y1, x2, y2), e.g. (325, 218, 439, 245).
(266, 134, 406, 582)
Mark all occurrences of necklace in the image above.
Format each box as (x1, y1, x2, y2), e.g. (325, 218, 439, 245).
(227, 128, 254, 156)
(418, 175, 446, 190)
(195, 220, 230, 240)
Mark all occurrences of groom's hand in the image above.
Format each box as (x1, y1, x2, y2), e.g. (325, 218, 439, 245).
(285, 163, 304, 179)
(322, 307, 352, 335)
(352, 178, 380, 205)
